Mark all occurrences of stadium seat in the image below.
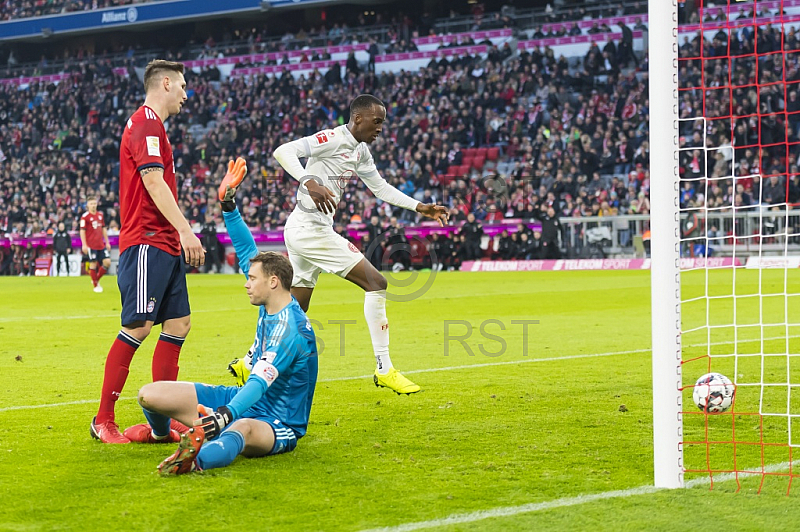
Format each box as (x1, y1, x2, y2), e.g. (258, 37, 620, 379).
(441, 174, 455, 186)
(462, 156, 474, 169)
(463, 148, 477, 159)
(475, 147, 489, 158)
(457, 165, 471, 177)
(447, 165, 460, 177)
(472, 156, 486, 169)
(487, 147, 500, 161)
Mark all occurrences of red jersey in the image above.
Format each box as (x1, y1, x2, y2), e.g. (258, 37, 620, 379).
(118, 105, 180, 255)
(80, 211, 106, 250)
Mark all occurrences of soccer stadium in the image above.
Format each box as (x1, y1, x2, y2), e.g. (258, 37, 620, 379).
(3, 0, 800, 529)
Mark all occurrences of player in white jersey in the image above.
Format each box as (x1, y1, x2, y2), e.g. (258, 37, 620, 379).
(273, 94, 448, 394)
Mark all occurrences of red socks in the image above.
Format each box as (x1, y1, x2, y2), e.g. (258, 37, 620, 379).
(96, 332, 141, 424)
(96, 332, 186, 424)
(152, 333, 185, 382)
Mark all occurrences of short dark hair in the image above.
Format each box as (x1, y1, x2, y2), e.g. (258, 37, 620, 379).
(249, 251, 293, 291)
(143, 59, 185, 92)
(350, 94, 384, 116)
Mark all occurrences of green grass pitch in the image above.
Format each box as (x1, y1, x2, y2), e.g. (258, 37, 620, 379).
(2, 269, 800, 530)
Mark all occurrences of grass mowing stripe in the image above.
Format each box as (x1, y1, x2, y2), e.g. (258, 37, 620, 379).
(0, 349, 643, 412)
(0, 307, 243, 322)
(4, 334, 799, 412)
(320, 350, 649, 382)
(361, 460, 800, 532)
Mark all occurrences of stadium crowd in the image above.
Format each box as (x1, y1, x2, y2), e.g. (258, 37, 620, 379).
(0, 0, 166, 21)
(6, 1, 797, 273)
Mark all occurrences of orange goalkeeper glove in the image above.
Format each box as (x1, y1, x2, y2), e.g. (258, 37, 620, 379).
(217, 157, 248, 201)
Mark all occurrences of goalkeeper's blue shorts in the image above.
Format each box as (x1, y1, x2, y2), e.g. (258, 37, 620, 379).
(193, 383, 298, 455)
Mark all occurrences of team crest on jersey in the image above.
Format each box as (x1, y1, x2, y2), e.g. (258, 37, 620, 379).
(256, 362, 279, 385)
(147, 298, 156, 313)
(146, 136, 160, 156)
(348, 242, 359, 254)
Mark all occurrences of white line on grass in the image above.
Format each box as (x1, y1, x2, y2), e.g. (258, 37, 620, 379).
(0, 349, 642, 412)
(3, 335, 800, 412)
(360, 460, 800, 532)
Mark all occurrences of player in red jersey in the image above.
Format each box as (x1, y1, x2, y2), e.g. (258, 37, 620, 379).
(90, 59, 206, 444)
(80, 197, 111, 293)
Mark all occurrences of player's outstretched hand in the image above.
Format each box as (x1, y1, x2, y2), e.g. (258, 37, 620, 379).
(416, 203, 450, 227)
(217, 157, 248, 201)
(195, 404, 233, 440)
(180, 229, 206, 268)
(303, 178, 337, 215)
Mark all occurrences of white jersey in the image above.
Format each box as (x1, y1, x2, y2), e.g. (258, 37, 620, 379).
(273, 124, 418, 228)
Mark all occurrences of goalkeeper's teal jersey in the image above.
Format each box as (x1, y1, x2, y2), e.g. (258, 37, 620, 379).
(223, 208, 318, 437)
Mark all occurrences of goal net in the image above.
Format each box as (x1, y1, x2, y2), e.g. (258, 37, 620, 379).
(651, 0, 800, 493)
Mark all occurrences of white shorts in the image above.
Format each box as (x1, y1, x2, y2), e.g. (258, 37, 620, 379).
(283, 225, 364, 288)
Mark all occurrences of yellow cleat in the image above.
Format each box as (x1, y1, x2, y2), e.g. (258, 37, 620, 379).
(373, 368, 421, 395)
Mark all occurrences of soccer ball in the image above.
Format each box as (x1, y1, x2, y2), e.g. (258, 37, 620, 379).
(693, 372, 735, 413)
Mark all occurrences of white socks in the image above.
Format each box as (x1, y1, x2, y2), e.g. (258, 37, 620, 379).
(364, 290, 392, 374)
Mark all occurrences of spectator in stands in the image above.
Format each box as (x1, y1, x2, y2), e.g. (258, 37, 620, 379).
(385, 216, 411, 271)
(368, 39, 379, 73)
(460, 213, 484, 261)
(53, 221, 72, 276)
(452, 233, 470, 269)
(0, 2, 661, 266)
(535, 206, 562, 259)
(428, 232, 445, 271)
(494, 229, 513, 260)
(200, 213, 222, 274)
(763, 175, 787, 206)
(515, 232, 534, 260)
(363, 215, 384, 270)
(22, 242, 36, 276)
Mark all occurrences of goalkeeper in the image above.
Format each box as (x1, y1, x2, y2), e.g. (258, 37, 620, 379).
(130, 158, 319, 475)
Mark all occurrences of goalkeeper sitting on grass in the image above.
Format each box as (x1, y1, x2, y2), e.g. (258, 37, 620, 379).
(128, 158, 319, 475)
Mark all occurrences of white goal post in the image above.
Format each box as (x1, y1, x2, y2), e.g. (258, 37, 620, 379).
(649, 0, 683, 488)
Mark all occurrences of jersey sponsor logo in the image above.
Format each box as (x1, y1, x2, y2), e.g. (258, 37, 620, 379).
(315, 132, 328, 144)
(146, 136, 160, 156)
(338, 170, 355, 190)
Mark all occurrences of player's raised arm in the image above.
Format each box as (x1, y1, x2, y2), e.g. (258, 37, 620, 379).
(139, 167, 205, 267)
(218, 158, 258, 277)
(273, 131, 340, 214)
